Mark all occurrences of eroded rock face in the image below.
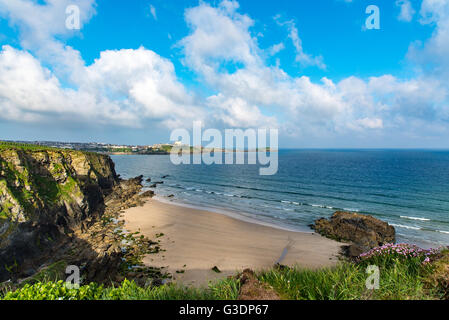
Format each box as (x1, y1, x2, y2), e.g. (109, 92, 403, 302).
(0, 147, 118, 281)
(312, 211, 396, 257)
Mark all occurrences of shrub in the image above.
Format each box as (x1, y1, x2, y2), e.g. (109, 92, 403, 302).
(1, 278, 241, 301)
(2, 281, 104, 300)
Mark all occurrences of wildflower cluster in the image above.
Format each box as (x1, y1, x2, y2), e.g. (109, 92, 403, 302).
(357, 243, 441, 270)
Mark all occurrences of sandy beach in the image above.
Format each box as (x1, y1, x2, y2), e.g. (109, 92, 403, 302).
(122, 198, 344, 287)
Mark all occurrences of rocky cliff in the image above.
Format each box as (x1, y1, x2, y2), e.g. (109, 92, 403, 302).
(0, 143, 153, 283)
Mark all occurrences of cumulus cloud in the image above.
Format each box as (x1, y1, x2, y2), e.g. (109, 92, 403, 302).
(0, 45, 137, 126)
(178, 0, 449, 141)
(0, 44, 205, 128)
(207, 94, 277, 128)
(83, 47, 204, 127)
(0, 0, 204, 130)
(178, 1, 401, 134)
(180, 0, 259, 77)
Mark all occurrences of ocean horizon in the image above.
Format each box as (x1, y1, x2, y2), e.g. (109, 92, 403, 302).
(112, 149, 449, 249)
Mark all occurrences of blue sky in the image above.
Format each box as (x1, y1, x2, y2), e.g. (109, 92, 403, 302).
(0, 0, 448, 148)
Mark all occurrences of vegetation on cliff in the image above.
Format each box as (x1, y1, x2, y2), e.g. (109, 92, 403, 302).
(0, 141, 116, 223)
(1, 245, 448, 300)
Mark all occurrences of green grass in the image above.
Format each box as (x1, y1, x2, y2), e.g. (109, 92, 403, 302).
(0, 141, 59, 152)
(1, 253, 445, 300)
(20, 261, 69, 285)
(258, 245, 443, 300)
(258, 261, 436, 300)
(0, 140, 99, 157)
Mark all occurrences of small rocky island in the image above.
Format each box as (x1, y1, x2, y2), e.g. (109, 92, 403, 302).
(312, 211, 396, 257)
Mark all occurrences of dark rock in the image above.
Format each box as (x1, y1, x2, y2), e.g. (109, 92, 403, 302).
(23, 268, 36, 277)
(145, 177, 151, 182)
(237, 269, 280, 300)
(149, 278, 164, 287)
(273, 263, 289, 271)
(312, 211, 395, 257)
(211, 266, 221, 273)
(141, 190, 155, 198)
(161, 175, 169, 179)
(167, 194, 174, 198)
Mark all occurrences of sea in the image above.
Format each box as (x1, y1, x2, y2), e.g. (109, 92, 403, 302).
(111, 149, 449, 248)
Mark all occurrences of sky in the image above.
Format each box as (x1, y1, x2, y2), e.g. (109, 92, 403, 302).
(0, 0, 448, 148)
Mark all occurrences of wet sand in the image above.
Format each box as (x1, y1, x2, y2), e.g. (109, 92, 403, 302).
(122, 198, 344, 287)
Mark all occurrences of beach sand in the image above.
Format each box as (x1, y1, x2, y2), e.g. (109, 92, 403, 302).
(122, 198, 344, 287)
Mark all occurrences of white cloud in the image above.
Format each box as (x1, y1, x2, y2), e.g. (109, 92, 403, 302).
(0, 0, 206, 130)
(0, 45, 205, 128)
(179, 1, 389, 133)
(149, 4, 157, 20)
(180, 0, 259, 76)
(268, 43, 285, 56)
(207, 94, 277, 128)
(356, 118, 383, 129)
(0, 45, 137, 126)
(83, 47, 204, 126)
(408, 0, 449, 79)
(178, 0, 449, 140)
(274, 16, 326, 70)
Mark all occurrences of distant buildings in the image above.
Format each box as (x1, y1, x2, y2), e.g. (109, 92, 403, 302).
(3, 140, 179, 154)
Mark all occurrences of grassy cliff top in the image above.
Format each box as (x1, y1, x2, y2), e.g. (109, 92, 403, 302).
(0, 141, 62, 152)
(0, 141, 99, 156)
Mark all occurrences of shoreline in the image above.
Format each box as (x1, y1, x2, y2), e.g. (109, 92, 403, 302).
(122, 198, 345, 287)
(148, 195, 446, 250)
(153, 195, 313, 234)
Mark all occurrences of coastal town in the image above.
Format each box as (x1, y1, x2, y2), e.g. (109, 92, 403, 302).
(2, 140, 271, 155)
(2, 140, 179, 154)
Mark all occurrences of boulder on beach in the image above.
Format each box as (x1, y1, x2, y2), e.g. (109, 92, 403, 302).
(141, 190, 155, 198)
(312, 211, 396, 257)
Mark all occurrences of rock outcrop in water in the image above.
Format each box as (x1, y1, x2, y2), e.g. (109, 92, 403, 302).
(0, 145, 155, 283)
(312, 211, 396, 257)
